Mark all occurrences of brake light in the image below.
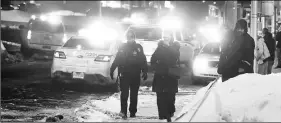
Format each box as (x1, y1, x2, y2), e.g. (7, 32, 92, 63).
(95, 55, 112, 62)
(54, 51, 66, 59)
(27, 30, 31, 39)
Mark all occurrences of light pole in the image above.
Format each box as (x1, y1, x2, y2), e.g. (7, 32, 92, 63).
(224, 1, 228, 26)
(99, 1, 102, 17)
(251, 0, 258, 73)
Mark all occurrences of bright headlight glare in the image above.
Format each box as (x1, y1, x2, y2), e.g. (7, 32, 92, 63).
(48, 15, 61, 24)
(31, 15, 36, 20)
(200, 25, 221, 42)
(27, 30, 32, 39)
(40, 15, 47, 21)
(160, 19, 181, 29)
(63, 34, 67, 43)
(78, 29, 88, 36)
(160, 20, 181, 29)
(193, 57, 208, 72)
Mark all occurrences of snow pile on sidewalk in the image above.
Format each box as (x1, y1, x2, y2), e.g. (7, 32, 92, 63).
(176, 73, 281, 122)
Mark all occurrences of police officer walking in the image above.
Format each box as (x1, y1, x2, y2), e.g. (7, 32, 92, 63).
(110, 30, 148, 119)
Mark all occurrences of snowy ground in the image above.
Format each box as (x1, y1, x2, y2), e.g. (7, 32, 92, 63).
(74, 90, 197, 122)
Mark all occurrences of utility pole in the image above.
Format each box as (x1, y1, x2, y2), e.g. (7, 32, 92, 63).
(224, 1, 228, 26)
(251, 0, 258, 73)
(273, 6, 277, 37)
(99, 1, 102, 17)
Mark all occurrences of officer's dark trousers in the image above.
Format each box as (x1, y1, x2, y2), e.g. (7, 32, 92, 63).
(119, 74, 140, 115)
(156, 92, 176, 118)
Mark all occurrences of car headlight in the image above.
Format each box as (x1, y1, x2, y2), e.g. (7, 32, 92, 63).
(78, 29, 88, 37)
(63, 34, 67, 43)
(48, 15, 61, 25)
(193, 57, 208, 73)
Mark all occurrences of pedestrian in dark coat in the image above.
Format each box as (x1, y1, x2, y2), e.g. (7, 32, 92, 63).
(262, 28, 276, 74)
(110, 30, 148, 119)
(151, 36, 180, 122)
(275, 26, 281, 68)
(218, 19, 255, 82)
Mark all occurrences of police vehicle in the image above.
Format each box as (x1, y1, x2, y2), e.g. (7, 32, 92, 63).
(21, 14, 67, 57)
(192, 42, 220, 84)
(125, 24, 194, 68)
(51, 36, 119, 81)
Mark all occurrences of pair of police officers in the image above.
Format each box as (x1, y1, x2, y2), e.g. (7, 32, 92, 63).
(110, 30, 179, 121)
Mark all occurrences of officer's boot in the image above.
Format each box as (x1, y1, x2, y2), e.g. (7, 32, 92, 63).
(119, 111, 127, 119)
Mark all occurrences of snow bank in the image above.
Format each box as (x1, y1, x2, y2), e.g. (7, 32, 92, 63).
(176, 73, 281, 122)
(1, 10, 31, 23)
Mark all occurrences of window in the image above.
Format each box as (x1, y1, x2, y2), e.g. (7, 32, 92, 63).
(29, 20, 64, 33)
(130, 27, 162, 41)
(63, 38, 111, 50)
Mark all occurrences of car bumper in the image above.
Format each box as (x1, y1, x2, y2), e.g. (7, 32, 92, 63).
(193, 67, 219, 79)
(51, 61, 111, 80)
(51, 71, 112, 81)
(28, 43, 61, 51)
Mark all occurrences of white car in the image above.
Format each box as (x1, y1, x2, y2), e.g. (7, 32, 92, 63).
(192, 43, 221, 84)
(51, 36, 119, 81)
(125, 24, 194, 67)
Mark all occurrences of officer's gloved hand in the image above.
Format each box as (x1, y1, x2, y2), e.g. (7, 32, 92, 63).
(142, 72, 148, 81)
(110, 72, 114, 80)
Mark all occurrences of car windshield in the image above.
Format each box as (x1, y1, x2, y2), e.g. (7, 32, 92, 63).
(201, 43, 221, 54)
(130, 27, 162, 41)
(29, 20, 64, 33)
(63, 38, 111, 51)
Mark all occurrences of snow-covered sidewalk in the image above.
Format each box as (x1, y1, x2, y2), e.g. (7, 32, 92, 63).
(75, 86, 199, 122)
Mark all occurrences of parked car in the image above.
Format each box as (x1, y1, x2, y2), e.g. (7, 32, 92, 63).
(192, 42, 220, 84)
(51, 36, 120, 82)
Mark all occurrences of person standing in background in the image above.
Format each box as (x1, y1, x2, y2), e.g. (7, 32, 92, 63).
(275, 26, 281, 68)
(255, 32, 271, 75)
(262, 28, 276, 74)
(218, 19, 255, 82)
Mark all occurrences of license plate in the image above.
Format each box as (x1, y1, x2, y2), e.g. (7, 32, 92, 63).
(42, 45, 51, 49)
(73, 72, 84, 79)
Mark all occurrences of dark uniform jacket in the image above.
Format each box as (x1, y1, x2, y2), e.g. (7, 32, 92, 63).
(151, 41, 180, 93)
(276, 31, 281, 48)
(263, 32, 276, 61)
(110, 42, 148, 76)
